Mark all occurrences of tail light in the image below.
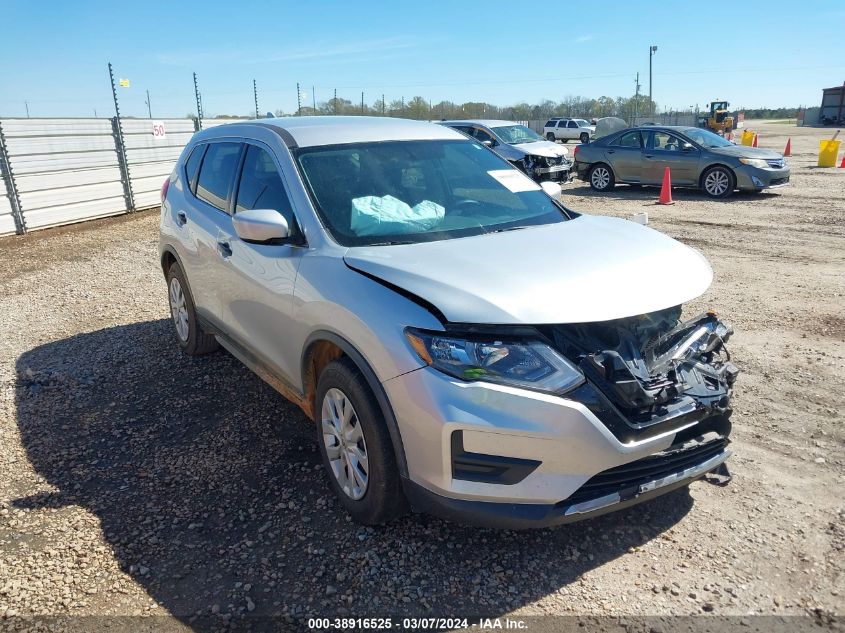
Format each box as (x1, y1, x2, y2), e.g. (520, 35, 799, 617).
(161, 178, 171, 204)
(573, 145, 580, 158)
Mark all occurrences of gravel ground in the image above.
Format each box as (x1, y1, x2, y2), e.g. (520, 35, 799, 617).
(0, 120, 842, 629)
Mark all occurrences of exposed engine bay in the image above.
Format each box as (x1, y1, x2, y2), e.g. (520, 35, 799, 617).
(551, 306, 739, 433)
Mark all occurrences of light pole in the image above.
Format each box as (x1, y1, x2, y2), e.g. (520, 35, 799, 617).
(649, 45, 658, 115)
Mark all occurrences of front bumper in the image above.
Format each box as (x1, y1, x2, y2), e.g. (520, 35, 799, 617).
(736, 165, 791, 191)
(383, 366, 730, 527)
(404, 446, 729, 529)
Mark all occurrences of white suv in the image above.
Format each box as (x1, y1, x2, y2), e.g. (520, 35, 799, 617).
(544, 118, 596, 144)
(159, 116, 737, 528)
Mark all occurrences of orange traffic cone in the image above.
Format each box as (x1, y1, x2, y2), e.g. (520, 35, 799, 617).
(840, 154, 845, 168)
(752, 134, 758, 148)
(657, 167, 674, 205)
(784, 138, 791, 157)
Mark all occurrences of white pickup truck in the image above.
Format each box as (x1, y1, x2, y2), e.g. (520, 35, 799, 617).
(543, 118, 596, 144)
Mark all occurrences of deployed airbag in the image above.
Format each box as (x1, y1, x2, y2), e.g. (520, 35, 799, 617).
(350, 195, 444, 236)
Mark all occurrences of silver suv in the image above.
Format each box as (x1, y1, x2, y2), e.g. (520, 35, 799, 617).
(159, 116, 737, 528)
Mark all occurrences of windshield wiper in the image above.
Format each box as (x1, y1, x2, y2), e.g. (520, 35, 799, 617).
(367, 240, 416, 246)
(489, 226, 529, 234)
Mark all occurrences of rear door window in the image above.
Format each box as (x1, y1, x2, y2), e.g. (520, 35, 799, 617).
(184, 144, 206, 194)
(614, 131, 643, 148)
(568, 121, 578, 128)
(196, 142, 242, 212)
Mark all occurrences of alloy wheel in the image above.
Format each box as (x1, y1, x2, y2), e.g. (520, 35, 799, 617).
(704, 170, 730, 196)
(591, 167, 610, 190)
(169, 277, 189, 342)
(321, 388, 369, 500)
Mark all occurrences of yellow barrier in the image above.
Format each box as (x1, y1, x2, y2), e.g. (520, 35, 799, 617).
(741, 130, 755, 146)
(818, 139, 841, 167)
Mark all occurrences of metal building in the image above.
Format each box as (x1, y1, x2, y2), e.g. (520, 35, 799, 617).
(820, 83, 845, 125)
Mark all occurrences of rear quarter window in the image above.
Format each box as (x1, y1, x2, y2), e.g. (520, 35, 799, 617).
(184, 144, 206, 194)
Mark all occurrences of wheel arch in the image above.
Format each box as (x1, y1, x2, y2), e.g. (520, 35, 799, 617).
(301, 330, 409, 478)
(699, 162, 737, 189)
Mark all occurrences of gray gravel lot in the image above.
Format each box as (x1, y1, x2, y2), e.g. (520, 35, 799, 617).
(0, 121, 842, 629)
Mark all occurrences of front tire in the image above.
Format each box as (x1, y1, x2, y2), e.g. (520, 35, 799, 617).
(316, 358, 407, 525)
(589, 163, 615, 191)
(166, 262, 218, 355)
(701, 166, 735, 198)
(546, 132, 555, 141)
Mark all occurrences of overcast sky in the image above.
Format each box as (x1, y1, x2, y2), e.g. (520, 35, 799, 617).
(2, 0, 843, 118)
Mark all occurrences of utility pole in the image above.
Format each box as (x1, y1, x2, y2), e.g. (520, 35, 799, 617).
(312, 86, 316, 111)
(649, 45, 658, 116)
(382, 94, 385, 116)
(253, 79, 259, 118)
(193, 72, 203, 129)
(296, 82, 302, 116)
(361, 92, 365, 115)
(401, 96, 405, 116)
(634, 73, 641, 122)
(333, 89, 337, 115)
(145, 89, 152, 118)
(24, 101, 29, 118)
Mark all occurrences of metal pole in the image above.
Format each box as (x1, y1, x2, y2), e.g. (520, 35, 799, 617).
(649, 46, 657, 115)
(145, 89, 152, 118)
(193, 72, 203, 130)
(0, 121, 26, 234)
(312, 86, 316, 111)
(24, 101, 29, 118)
(382, 94, 385, 116)
(108, 62, 135, 213)
(296, 82, 302, 116)
(361, 92, 364, 115)
(253, 79, 259, 118)
(334, 89, 337, 115)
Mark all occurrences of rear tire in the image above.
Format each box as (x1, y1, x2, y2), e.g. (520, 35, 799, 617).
(580, 132, 590, 144)
(166, 262, 219, 355)
(589, 163, 615, 191)
(316, 358, 408, 525)
(701, 166, 735, 198)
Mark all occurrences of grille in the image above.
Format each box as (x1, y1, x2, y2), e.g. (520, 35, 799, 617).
(766, 158, 785, 168)
(770, 177, 789, 186)
(562, 437, 728, 506)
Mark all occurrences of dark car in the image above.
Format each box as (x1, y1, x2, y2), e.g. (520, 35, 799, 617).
(574, 126, 790, 198)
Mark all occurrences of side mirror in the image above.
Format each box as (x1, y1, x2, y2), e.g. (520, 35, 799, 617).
(540, 181, 562, 198)
(482, 139, 495, 148)
(232, 208, 290, 244)
(681, 142, 695, 151)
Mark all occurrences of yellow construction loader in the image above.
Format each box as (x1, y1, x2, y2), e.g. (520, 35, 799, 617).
(698, 101, 734, 135)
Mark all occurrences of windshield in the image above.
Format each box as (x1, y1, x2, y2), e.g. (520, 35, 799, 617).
(683, 128, 734, 148)
(491, 124, 542, 144)
(295, 140, 568, 247)
(574, 119, 591, 127)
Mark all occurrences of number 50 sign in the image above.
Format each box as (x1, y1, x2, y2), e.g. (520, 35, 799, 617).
(152, 121, 167, 139)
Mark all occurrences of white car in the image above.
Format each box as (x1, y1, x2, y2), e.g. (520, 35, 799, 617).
(544, 118, 596, 144)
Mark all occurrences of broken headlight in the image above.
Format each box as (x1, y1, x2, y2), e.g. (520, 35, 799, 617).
(405, 328, 584, 393)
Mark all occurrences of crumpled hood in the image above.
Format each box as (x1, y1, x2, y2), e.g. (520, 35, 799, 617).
(344, 215, 713, 325)
(512, 140, 569, 159)
(709, 144, 783, 159)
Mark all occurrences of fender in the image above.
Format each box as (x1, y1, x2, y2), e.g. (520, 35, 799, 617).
(302, 330, 409, 479)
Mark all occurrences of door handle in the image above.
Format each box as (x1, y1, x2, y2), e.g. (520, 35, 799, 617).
(176, 211, 187, 226)
(607, 149, 615, 154)
(217, 241, 232, 258)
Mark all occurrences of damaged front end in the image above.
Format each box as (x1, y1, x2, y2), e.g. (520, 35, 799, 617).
(551, 306, 739, 441)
